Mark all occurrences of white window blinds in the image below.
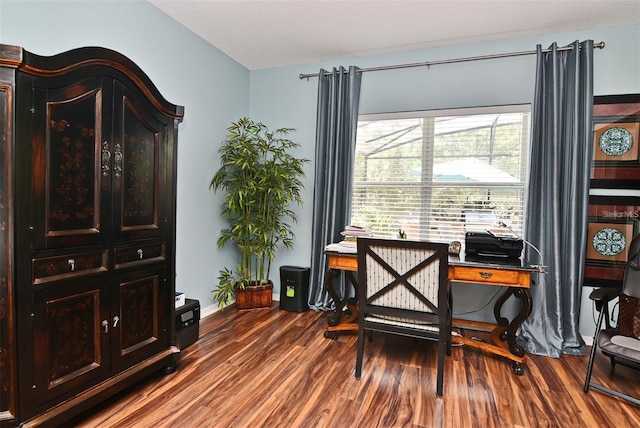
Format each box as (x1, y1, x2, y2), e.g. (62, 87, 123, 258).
(351, 105, 531, 243)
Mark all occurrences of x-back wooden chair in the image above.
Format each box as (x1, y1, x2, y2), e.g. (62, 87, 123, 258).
(354, 237, 451, 396)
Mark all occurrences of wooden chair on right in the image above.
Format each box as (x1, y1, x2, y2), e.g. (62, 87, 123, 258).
(354, 237, 451, 396)
(584, 234, 640, 406)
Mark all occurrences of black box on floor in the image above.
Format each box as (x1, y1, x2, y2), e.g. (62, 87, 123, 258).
(279, 266, 310, 312)
(175, 298, 200, 349)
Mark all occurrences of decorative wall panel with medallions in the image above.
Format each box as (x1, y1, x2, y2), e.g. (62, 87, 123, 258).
(586, 94, 640, 288)
(584, 195, 640, 287)
(591, 94, 640, 188)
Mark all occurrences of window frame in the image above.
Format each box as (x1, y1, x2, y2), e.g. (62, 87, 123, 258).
(351, 104, 532, 242)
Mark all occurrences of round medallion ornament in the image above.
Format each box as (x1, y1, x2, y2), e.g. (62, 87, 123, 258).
(598, 127, 633, 156)
(592, 227, 626, 257)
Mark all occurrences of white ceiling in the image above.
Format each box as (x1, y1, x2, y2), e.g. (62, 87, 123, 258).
(149, 0, 640, 70)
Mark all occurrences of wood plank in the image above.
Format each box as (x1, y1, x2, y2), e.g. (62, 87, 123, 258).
(70, 304, 640, 427)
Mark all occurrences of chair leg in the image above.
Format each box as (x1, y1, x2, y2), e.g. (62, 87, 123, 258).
(436, 334, 445, 396)
(446, 313, 452, 356)
(584, 340, 598, 393)
(355, 327, 366, 379)
(584, 306, 606, 393)
(589, 382, 640, 406)
(446, 296, 453, 356)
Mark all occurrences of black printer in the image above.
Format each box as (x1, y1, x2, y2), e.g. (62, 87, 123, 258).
(465, 229, 523, 258)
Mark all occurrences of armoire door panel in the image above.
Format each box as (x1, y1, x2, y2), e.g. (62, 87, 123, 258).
(121, 98, 159, 230)
(113, 267, 169, 368)
(112, 84, 167, 242)
(32, 279, 110, 406)
(31, 77, 112, 250)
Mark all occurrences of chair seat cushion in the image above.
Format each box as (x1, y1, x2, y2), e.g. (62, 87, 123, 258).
(364, 315, 440, 332)
(598, 329, 640, 361)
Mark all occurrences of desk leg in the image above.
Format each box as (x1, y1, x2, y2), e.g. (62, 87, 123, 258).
(324, 268, 344, 327)
(493, 287, 532, 375)
(346, 271, 358, 307)
(323, 268, 359, 339)
(454, 286, 532, 376)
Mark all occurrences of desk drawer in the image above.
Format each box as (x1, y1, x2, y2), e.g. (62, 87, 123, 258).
(450, 266, 529, 287)
(328, 254, 358, 272)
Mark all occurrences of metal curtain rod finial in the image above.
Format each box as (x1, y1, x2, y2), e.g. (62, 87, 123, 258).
(298, 40, 605, 80)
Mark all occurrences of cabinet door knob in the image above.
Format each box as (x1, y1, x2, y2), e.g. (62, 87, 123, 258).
(68, 259, 75, 272)
(113, 316, 120, 328)
(102, 320, 109, 333)
(137, 249, 144, 260)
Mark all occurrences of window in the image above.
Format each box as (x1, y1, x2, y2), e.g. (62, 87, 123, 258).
(350, 105, 531, 243)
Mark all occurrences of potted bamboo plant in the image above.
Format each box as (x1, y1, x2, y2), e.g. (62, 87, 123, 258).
(210, 117, 309, 309)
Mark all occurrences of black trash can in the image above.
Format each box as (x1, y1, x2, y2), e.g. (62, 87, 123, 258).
(279, 266, 310, 312)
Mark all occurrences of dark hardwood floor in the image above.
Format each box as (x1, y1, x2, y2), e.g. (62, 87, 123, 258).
(70, 303, 640, 428)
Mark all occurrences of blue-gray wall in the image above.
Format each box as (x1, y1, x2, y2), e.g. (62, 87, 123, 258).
(3, 0, 640, 338)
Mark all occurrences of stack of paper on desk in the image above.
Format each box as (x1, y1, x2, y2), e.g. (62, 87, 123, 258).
(324, 241, 358, 253)
(325, 225, 373, 253)
(342, 225, 372, 236)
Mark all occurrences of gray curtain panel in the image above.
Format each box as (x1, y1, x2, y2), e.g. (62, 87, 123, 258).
(308, 66, 362, 311)
(519, 40, 594, 357)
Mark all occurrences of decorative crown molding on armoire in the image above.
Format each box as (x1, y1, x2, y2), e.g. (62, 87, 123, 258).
(0, 44, 184, 427)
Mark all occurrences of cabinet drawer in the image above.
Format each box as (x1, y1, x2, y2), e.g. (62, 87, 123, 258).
(115, 242, 166, 269)
(449, 265, 530, 287)
(33, 250, 109, 285)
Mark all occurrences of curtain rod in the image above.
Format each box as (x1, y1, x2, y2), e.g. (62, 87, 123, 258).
(298, 41, 605, 80)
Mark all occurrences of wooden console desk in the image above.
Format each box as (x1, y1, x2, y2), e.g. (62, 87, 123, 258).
(323, 251, 539, 375)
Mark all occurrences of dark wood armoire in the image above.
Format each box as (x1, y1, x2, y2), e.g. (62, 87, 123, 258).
(0, 44, 184, 427)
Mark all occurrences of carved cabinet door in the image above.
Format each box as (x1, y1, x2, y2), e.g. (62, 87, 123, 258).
(30, 266, 170, 407)
(111, 266, 170, 369)
(31, 277, 110, 406)
(30, 77, 112, 250)
(29, 77, 170, 250)
(111, 82, 170, 243)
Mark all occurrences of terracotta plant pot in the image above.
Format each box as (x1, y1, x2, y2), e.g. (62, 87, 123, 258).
(234, 281, 273, 310)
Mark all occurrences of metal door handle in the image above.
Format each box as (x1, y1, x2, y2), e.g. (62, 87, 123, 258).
(113, 143, 123, 177)
(102, 320, 109, 333)
(113, 316, 120, 328)
(101, 141, 111, 176)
